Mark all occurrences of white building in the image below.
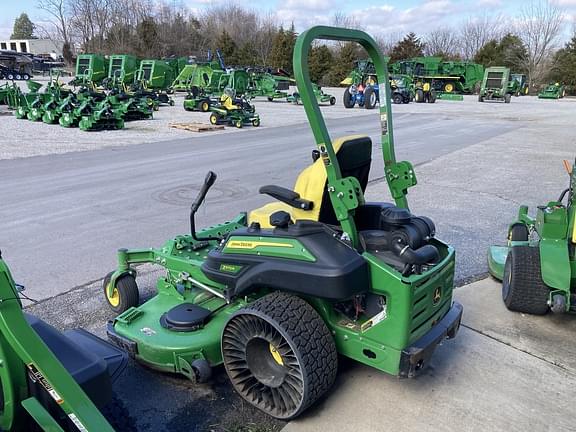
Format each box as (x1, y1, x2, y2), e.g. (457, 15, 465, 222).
(0, 39, 62, 59)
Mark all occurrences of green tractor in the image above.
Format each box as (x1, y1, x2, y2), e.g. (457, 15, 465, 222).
(478, 66, 512, 103)
(183, 85, 214, 112)
(509, 73, 529, 96)
(209, 88, 260, 128)
(103, 26, 462, 420)
(413, 78, 437, 103)
(488, 159, 576, 315)
(0, 251, 125, 431)
(538, 83, 566, 99)
(390, 74, 414, 104)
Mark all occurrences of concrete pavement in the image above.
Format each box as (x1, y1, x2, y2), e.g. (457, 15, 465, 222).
(0, 111, 512, 300)
(283, 278, 576, 432)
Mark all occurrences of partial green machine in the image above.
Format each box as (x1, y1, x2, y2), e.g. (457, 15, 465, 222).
(391, 56, 484, 94)
(0, 251, 126, 431)
(72, 54, 108, 86)
(103, 26, 462, 420)
(478, 67, 512, 103)
(488, 159, 576, 315)
(538, 83, 566, 99)
(509, 73, 529, 96)
(105, 54, 139, 87)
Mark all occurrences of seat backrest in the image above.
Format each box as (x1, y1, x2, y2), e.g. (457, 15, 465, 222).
(291, 135, 372, 224)
(247, 135, 372, 227)
(317, 136, 372, 225)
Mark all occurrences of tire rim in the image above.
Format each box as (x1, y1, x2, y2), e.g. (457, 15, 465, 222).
(107, 285, 120, 307)
(445, 83, 454, 93)
(370, 92, 376, 106)
(223, 313, 305, 418)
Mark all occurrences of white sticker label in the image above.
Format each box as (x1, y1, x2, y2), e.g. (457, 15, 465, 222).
(68, 413, 89, 432)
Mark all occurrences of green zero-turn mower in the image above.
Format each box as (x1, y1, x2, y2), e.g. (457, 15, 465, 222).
(209, 88, 260, 129)
(103, 26, 463, 420)
(538, 83, 566, 99)
(488, 159, 576, 315)
(0, 251, 126, 431)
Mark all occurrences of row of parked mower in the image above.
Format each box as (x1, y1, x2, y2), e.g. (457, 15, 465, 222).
(2, 77, 167, 131)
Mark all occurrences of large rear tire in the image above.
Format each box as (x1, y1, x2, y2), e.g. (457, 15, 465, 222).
(502, 246, 549, 315)
(415, 89, 424, 103)
(343, 87, 355, 108)
(364, 86, 377, 109)
(222, 292, 338, 420)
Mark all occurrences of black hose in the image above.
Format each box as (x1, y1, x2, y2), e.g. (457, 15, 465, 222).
(558, 188, 569, 203)
(391, 240, 439, 266)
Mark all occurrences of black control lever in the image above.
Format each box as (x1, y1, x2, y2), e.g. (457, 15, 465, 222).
(190, 171, 219, 242)
(192, 171, 217, 213)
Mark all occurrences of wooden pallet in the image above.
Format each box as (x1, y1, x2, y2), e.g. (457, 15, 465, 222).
(169, 122, 224, 132)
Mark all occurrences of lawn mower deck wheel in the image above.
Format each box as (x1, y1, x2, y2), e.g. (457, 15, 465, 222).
(502, 246, 549, 315)
(222, 291, 338, 420)
(103, 272, 139, 314)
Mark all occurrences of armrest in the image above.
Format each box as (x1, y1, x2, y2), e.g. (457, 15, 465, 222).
(259, 185, 313, 210)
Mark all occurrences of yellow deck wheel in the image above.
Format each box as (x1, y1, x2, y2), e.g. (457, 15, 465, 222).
(444, 83, 454, 93)
(102, 272, 139, 313)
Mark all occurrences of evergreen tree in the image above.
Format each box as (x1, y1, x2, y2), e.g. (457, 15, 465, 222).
(11, 13, 35, 39)
(270, 24, 296, 73)
(390, 33, 424, 62)
(136, 17, 159, 58)
(325, 42, 358, 86)
(474, 40, 500, 67)
(499, 34, 527, 73)
(474, 34, 528, 72)
(215, 30, 238, 66)
(549, 32, 576, 94)
(308, 45, 333, 84)
(237, 42, 258, 66)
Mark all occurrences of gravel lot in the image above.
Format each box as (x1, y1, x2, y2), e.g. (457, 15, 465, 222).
(0, 78, 370, 159)
(3, 76, 573, 160)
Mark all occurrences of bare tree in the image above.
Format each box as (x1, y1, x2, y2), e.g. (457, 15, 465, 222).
(37, 0, 70, 44)
(253, 12, 278, 66)
(459, 13, 504, 60)
(424, 28, 460, 58)
(331, 11, 363, 30)
(515, 0, 565, 86)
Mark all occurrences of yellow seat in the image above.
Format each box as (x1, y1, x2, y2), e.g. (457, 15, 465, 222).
(249, 135, 372, 228)
(220, 93, 239, 110)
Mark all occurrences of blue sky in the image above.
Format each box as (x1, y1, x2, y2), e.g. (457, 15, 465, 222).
(2, 0, 575, 41)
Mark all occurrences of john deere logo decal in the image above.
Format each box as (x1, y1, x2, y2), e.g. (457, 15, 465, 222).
(432, 287, 442, 305)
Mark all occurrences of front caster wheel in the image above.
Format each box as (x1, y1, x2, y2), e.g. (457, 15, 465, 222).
(222, 292, 337, 420)
(103, 272, 139, 314)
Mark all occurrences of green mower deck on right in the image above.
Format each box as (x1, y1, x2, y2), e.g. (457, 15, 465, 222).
(488, 159, 576, 315)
